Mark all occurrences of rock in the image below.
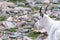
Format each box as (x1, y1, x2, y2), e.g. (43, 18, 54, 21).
(53, 0, 58, 3)
(33, 13, 41, 20)
(21, 29, 29, 33)
(18, 15, 28, 21)
(7, 16, 13, 21)
(2, 21, 16, 29)
(23, 36, 33, 40)
(17, 2, 25, 5)
(25, 0, 35, 4)
(36, 36, 43, 40)
(2, 34, 9, 40)
(20, 21, 27, 26)
(26, 21, 35, 27)
(14, 7, 32, 12)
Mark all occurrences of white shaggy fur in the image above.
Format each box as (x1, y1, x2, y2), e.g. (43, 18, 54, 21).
(35, 14, 60, 40)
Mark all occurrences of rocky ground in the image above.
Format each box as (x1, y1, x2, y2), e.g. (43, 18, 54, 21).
(0, 0, 60, 40)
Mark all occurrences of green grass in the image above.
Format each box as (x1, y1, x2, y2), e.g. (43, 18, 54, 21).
(0, 16, 6, 21)
(24, 27, 32, 29)
(28, 31, 40, 39)
(34, 7, 39, 10)
(50, 16, 56, 18)
(8, 28, 16, 32)
(18, 5, 25, 7)
(26, 20, 32, 22)
(8, 0, 24, 2)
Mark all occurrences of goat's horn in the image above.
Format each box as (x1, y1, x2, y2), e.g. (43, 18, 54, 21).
(39, 7, 42, 15)
(39, 6, 44, 17)
(45, 3, 51, 14)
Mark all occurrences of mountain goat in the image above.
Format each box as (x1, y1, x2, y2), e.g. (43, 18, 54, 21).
(35, 4, 60, 40)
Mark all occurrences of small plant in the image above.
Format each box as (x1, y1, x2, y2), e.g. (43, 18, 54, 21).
(8, 28, 16, 32)
(34, 7, 39, 10)
(0, 16, 6, 21)
(18, 5, 25, 7)
(24, 27, 32, 29)
(28, 31, 40, 39)
(8, 0, 24, 2)
(50, 16, 56, 18)
(26, 20, 32, 22)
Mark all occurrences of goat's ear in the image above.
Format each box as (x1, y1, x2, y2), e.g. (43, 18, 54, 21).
(39, 8, 44, 17)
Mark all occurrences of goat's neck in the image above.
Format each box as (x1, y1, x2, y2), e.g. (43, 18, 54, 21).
(42, 14, 54, 33)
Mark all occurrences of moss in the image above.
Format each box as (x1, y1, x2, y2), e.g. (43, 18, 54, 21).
(8, 28, 16, 32)
(24, 27, 32, 29)
(18, 5, 25, 7)
(26, 20, 32, 22)
(50, 16, 56, 18)
(8, 0, 24, 2)
(28, 31, 40, 39)
(0, 16, 6, 21)
(34, 7, 39, 10)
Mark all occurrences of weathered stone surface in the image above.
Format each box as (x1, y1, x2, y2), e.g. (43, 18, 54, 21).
(2, 21, 16, 29)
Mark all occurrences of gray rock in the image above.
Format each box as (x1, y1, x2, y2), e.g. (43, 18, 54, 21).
(17, 2, 25, 5)
(26, 21, 35, 27)
(53, 0, 58, 3)
(2, 34, 9, 40)
(21, 29, 29, 33)
(2, 21, 16, 29)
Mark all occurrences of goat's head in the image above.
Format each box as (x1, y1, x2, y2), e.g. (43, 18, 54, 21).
(34, 3, 50, 30)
